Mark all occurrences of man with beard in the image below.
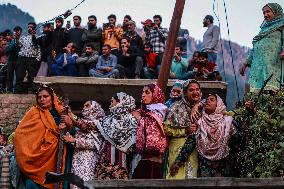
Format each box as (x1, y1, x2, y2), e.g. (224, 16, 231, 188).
(117, 36, 143, 79)
(51, 17, 69, 57)
(15, 22, 41, 93)
(142, 43, 161, 79)
(193, 52, 221, 81)
(102, 14, 123, 56)
(146, 15, 168, 61)
(76, 43, 99, 77)
(82, 15, 102, 54)
(123, 20, 143, 54)
(122, 15, 131, 35)
(32, 23, 53, 76)
(202, 15, 220, 63)
(68, 15, 85, 56)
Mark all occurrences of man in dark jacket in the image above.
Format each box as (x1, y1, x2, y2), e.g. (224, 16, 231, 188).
(68, 15, 85, 56)
(51, 17, 69, 57)
(82, 15, 102, 54)
(76, 43, 98, 77)
(117, 36, 143, 79)
(123, 20, 143, 55)
(32, 23, 53, 76)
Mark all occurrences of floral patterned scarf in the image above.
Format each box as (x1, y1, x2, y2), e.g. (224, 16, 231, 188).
(196, 95, 236, 161)
(81, 101, 105, 121)
(96, 92, 138, 153)
(166, 79, 200, 128)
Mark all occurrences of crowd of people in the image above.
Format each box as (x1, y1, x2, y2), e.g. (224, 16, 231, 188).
(0, 2, 284, 189)
(0, 80, 242, 188)
(0, 12, 221, 94)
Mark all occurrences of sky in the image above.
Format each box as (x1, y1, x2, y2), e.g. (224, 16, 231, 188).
(1, 0, 284, 47)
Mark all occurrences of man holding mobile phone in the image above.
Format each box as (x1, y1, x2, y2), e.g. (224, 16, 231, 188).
(102, 14, 123, 56)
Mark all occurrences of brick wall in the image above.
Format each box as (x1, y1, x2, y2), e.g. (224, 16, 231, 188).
(0, 94, 35, 135)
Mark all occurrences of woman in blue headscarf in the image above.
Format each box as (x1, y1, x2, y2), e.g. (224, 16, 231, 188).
(240, 3, 284, 91)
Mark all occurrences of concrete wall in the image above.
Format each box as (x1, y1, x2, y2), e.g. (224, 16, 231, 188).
(0, 94, 35, 135)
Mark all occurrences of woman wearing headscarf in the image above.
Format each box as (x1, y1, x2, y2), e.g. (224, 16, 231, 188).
(133, 83, 168, 179)
(95, 92, 138, 179)
(164, 79, 201, 179)
(63, 100, 105, 188)
(240, 3, 284, 91)
(165, 80, 183, 108)
(171, 94, 239, 177)
(14, 86, 72, 189)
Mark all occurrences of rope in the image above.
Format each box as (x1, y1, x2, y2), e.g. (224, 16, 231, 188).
(36, 0, 86, 30)
(222, 0, 241, 101)
(212, 0, 227, 82)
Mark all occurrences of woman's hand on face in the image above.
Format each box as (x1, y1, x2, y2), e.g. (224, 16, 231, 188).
(190, 103, 201, 123)
(63, 135, 75, 143)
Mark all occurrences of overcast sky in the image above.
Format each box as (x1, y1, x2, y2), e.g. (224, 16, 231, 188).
(1, 0, 284, 47)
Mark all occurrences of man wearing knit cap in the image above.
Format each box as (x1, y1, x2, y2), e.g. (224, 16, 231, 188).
(124, 20, 143, 54)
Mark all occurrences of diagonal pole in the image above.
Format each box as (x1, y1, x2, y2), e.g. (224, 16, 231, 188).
(157, 0, 186, 92)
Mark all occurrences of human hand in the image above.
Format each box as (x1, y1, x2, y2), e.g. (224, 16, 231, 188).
(132, 110, 141, 120)
(63, 134, 75, 143)
(153, 24, 159, 30)
(280, 50, 284, 60)
(61, 115, 73, 128)
(51, 50, 56, 59)
(170, 72, 175, 78)
(202, 67, 210, 75)
(186, 123, 198, 134)
(190, 103, 202, 123)
(240, 62, 248, 76)
(170, 163, 179, 177)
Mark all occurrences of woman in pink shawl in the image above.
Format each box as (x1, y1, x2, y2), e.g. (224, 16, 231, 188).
(171, 94, 240, 177)
(133, 83, 168, 179)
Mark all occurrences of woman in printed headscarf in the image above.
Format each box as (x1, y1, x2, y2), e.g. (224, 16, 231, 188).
(133, 83, 168, 179)
(164, 79, 201, 179)
(95, 92, 138, 179)
(171, 94, 239, 177)
(240, 3, 284, 91)
(63, 100, 105, 188)
(165, 80, 183, 108)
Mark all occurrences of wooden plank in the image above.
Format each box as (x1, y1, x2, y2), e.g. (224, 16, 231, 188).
(87, 178, 284, 189)
(157, 0, 186, 91)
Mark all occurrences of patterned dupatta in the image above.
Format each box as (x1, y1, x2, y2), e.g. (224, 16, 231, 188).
(196, 95, 236, 161)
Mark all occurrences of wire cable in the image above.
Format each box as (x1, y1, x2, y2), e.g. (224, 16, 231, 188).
(212, 0, 227, 82)
(222, 0, 241, 101)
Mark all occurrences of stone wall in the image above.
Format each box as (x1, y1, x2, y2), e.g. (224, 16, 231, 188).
(0, 94, 35, 135)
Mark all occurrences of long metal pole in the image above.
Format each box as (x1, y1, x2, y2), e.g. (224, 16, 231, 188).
(157, 0, 186, 91)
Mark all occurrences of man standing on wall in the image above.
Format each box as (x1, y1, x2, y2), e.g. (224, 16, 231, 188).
(202, 15, 220, 63)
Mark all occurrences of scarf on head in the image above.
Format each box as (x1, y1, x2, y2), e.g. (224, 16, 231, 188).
(96, 92, 137, 153)
(253, 3, 284, 44)
(196, 95, 236, 161)
(166, 79, 200, 128)
(81, 101, 105, 121)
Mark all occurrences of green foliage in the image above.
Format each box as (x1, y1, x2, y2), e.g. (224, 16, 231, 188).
(234, 89, 284, 177)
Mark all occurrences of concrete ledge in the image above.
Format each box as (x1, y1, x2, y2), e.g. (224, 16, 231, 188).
(86, 178, 284, 189)
(34, 77, 228, 111)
